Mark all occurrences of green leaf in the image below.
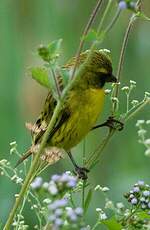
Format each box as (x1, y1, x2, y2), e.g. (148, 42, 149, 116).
(48, 39, 62, 61)
(31, 67, 50, 88)
(82, 30, 98, 43)
(102, 217, 122, 230)
(84, 188, 93, 214)
(38, 39, 62, 63)
(137, 211, 150, 220)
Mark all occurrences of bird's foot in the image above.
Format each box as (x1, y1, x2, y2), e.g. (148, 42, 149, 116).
(105, 116, 124, 131)
(74, 166, 89, 180)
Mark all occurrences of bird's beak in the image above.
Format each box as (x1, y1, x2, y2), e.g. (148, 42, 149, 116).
(106, 74, 117, 83)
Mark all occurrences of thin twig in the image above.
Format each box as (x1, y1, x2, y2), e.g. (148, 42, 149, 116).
(97, 0, 113, 34)
(86, 130, 114, 169)
(113, 0, 142, 111)
(115, 16, 136, 97)
(104, 8, 121, 34)
(82, 139, 86, 211)
(86, 3, 142, 169)
(71, 0, 103, 80)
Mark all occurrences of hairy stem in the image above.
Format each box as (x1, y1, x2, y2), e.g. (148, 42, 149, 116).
(71, 0, 103, 80)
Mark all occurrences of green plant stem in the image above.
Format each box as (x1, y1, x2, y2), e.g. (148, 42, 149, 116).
(112, 0, 142, 113)
(86, 130, 114, 169)
(71, 0, 103, 80)
(50, 67, 61, 98)
(4, 38, 106, 230)
(4, 1, 143, 228)
(92, 221, 101, 230)
(104, 8, 121, 34)
(97, 0, 113, 33)
(82, 139, 86, 210)
(125, 99, 150, 122)
(116, 15, 136, 90)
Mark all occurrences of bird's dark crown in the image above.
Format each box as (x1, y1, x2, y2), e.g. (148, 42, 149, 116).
(82, 50, 117, 88)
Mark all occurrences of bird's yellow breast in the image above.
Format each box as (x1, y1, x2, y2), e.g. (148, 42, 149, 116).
(51, 88, 105, 150)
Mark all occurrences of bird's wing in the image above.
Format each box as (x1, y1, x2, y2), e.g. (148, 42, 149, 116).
(31, 51, 88, 145)
(34, 105, 70, 145)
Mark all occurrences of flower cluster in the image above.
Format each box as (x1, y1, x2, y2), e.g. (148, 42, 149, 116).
(136, 120, 150, 157)
(124, 180, 150, 213)
(31, 172, 77, 195)
(48, 198, 85, 229)
(96, 208, 107, 221)
(118, 0, 137, 11)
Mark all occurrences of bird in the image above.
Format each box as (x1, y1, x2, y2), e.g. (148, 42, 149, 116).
(16, 49, 117, 179)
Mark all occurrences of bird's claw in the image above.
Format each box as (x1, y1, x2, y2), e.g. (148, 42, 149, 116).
(105, 116, 124, 131)
(74, 166, 89, 180)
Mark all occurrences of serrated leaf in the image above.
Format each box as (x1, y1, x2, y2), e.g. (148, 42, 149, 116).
(102, 217, 122, 230)
(84, 188, 93, 214)
(31, 67, 50, 88)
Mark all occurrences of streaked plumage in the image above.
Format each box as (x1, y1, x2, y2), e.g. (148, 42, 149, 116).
(18, 50, 116, 166)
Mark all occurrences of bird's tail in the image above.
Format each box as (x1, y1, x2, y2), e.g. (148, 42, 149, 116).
(15, 149, 32, 168)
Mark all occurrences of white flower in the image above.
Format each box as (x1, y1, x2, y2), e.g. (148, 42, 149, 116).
(48, 181, 58, 195)
(146, 120, 150, 124)
(94, 185, 101, 191)
(130, 80, 136, 85)
(95, 185, 110, 192)
(42, 182, 49, 189)
(101, 187, 110, 192)
(105, 200, 114, 209)
(10, 141, 17, 146)
(131, 100, 139, 107)
(145, 149, 150, 157)
(116, 202, 124, 209)
(144, 92, 150, 97)
(111, 97, 119, 103)
(96, 208, 102, 212)
(136, 120, 145, 127)
(105, 89, 111, 95)
(121, 86, 129, 92)
(43, 198, 51, 204)
(138, 129, 147, 136)
(99, 212, 107, 220)
(16, 177, 23, 184)
(144, 139, 150, 146)
(0, 159, 7, 165)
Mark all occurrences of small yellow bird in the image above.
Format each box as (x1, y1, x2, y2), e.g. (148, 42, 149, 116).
(17, 49, 117, 179)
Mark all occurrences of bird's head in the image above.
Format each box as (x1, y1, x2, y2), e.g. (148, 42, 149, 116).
(82, 49, 117, 88)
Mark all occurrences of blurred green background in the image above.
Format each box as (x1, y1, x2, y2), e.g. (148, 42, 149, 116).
(0, 0, 150, 228)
